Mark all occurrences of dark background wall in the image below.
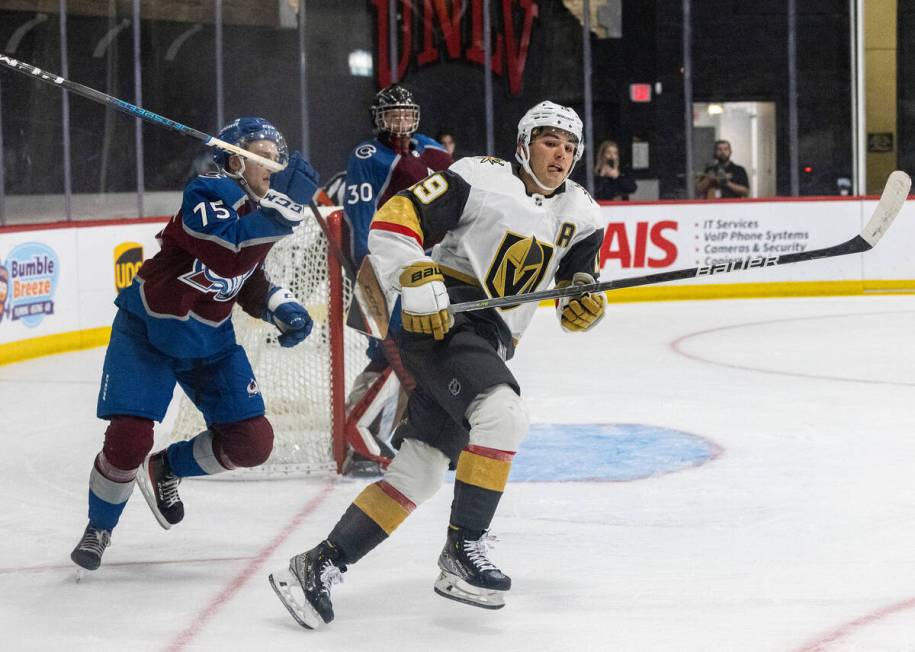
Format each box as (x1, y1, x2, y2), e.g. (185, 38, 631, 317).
(898, 0, 915, 177)
(0, 0, 858, 201)
(653, 0, 851, 197)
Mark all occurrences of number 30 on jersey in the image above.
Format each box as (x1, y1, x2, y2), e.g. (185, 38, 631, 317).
(346, 182, 374, 204)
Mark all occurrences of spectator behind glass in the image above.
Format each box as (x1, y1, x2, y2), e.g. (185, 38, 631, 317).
(436, 130, 456, 156)
(696, 140, 750, 199)
(436, 129, 472, 160)
(592, 140, 637, 201)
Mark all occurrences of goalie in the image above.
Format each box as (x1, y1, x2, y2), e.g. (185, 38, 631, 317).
(269, 101, 605, 627)
(340, 84, 452, 470)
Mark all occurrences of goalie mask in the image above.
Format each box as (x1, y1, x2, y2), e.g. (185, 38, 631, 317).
(371, 84, 421, 137)
(213, 117, 289, 174)
(515, 101, 584, 192)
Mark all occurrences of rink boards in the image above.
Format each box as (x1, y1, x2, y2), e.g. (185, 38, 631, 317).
(1, 195, 913, 364)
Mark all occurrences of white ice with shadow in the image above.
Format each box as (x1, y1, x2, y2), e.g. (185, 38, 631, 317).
(3, 295, 915, 651)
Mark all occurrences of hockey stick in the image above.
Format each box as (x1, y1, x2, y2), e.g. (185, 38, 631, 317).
(0, 53, 391, 336)
(0, 54, 283, 173)
(450, 170, 912, 314)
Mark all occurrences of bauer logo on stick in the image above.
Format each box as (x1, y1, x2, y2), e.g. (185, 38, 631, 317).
(695, 256, 778, 277)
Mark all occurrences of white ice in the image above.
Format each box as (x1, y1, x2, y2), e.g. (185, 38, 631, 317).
(3, 295, 915, 652)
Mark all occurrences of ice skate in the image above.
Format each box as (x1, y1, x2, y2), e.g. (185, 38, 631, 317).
(70, 523, 112, 571)
(434, 527, 510, 609)
(269, 540, 347, 629)
(136, 450, 183, 529)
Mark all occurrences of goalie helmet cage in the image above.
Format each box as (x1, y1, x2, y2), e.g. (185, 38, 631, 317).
(167, 209, 368, 476)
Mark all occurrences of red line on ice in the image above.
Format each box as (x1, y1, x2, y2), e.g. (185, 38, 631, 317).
(165, 479, 336, 651)
(0, 555, 255, 574)
(795, 596, 915, 651)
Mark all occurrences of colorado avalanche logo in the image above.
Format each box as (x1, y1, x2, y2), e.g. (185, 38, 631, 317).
(247, 378, 260, 397)
(178, 260, 256, 302)
(355, 144, 377, 159)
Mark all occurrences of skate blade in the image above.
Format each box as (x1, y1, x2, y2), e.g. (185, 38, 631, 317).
(268, 568, 324, 630)
(433, 571, 506, 610)
(135, 461, 173, 531)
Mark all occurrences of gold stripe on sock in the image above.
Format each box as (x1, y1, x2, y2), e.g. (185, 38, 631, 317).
(454, 447, 513, 493)
(352, 481, 414, 535)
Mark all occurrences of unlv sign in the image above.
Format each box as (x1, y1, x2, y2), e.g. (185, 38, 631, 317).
(371, 0, 539, 96)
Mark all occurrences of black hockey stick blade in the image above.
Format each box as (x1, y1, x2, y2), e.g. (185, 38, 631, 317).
(450, 170, 911, 314)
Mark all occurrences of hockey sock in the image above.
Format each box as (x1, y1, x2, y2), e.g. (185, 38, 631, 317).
(450, 445, 515, 532)
(165, 431, 227, 477)
(87, 453, 137, 530)
(327, 480, 416, 563)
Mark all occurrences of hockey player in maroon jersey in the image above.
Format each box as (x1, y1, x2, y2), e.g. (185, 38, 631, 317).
(269, 101, 606, 627)
(342, 84, 452, 469)
(70, 118, 320, 571)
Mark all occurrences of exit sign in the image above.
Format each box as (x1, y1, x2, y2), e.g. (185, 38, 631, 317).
(629, 83, 652, 103)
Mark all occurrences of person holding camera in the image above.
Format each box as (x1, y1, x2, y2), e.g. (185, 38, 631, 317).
(696, 140, 749, 199)
(591, 140, 638, 201)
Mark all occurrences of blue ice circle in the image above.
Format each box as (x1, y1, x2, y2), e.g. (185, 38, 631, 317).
(508, 423, 719, 482)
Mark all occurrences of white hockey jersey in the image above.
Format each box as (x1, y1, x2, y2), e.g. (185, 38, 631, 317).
(367, 155, 603, 343)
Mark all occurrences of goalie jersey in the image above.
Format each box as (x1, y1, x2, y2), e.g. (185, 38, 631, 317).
(367, 156, 604, 351)
(116, 173, 291, 359)
(344, 134, 451, 266)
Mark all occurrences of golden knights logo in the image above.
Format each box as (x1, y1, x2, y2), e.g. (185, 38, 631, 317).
(485, 231, 554, 309)
(479, 156, 505, 166)
(114, 242, 144, 294)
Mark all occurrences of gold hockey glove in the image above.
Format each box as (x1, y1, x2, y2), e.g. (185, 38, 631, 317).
(399, 260, 453, 340)
(558, 272, 605, 333)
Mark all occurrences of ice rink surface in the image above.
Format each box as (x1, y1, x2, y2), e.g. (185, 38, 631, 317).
(4, 295, 915, 652)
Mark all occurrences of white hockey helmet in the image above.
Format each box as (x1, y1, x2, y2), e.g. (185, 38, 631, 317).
(515, 101, 584, 191)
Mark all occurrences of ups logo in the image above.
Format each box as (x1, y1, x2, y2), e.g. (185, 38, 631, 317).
(485, 231, 554, 309)
(114, 242, 144, 294)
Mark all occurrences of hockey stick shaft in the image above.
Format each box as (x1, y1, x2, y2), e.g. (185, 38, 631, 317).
(0, 54, 380, 329)
(450, 170, 911, 314)
(0, 54, 283, 173)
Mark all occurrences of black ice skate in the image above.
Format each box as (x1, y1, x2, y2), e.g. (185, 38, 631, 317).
(269, 540, 347, 629)
(434, 526, 511, 609)
(70, 523, 111, 571)
(136, 450, 183, 529)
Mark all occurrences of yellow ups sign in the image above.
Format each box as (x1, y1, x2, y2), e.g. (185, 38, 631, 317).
(114, 242, 144, 294)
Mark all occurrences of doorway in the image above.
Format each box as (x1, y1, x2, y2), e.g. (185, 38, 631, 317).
(693, 102, 776, 198)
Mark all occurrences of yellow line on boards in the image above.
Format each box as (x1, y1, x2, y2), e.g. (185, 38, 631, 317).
(537, 280, 915, 306)
(0, 327, 111, 366)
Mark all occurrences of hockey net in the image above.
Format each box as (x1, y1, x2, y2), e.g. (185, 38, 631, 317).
(167, 208, 368, 475)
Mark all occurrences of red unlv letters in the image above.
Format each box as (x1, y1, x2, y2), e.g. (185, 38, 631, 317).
(373, 0, 539, 96)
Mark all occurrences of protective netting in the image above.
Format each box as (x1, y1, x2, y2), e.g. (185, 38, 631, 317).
(168, 211, 368, 475)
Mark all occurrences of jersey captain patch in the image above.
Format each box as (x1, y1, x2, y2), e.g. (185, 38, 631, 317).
(485, 231, 554, 309)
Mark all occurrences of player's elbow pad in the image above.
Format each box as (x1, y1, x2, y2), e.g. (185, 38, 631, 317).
(557, 273, 605, 333)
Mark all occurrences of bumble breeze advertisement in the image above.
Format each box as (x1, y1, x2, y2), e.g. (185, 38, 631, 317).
(3, 242, 59, 326)
(595, 199, 873, 286)
(0, 219, 164, 351)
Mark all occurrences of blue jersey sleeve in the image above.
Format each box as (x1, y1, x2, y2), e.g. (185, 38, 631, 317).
(343, 144, 395, 266)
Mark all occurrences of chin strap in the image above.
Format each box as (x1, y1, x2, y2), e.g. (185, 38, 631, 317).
(224, 158, 266, 202)
(515, 143, 571, 193)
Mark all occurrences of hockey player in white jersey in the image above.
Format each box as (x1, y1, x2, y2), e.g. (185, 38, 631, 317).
(269, 101, 606, 628)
